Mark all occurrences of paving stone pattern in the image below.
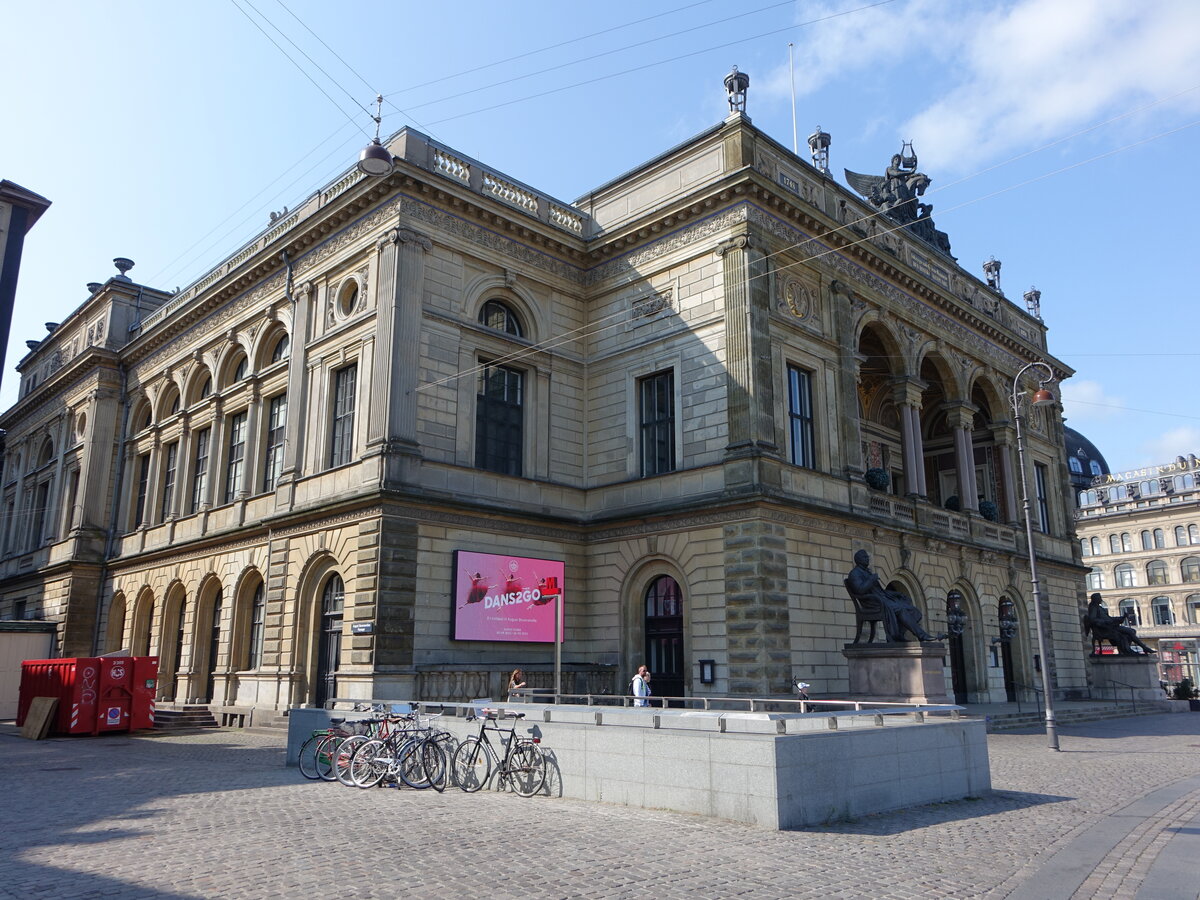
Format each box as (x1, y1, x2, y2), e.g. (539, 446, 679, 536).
(2, 714, 1199, 899)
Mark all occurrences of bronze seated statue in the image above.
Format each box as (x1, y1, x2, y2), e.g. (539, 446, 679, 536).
(845, 549, 942, 644)
(1085, 592, 1155, 656)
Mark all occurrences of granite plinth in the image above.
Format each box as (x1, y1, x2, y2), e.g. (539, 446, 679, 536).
(843, 641, 950, 704)
(1088, 653, 1164, 701)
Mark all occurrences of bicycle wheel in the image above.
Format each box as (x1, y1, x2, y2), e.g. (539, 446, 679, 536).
(334, 735, 369, 786)
(420, 739, 447, 793)
(507, 742, 546, 797)
(398, 737, 431, 789)
(315, 733, 344, 781)
(349, 738, 387, 788)
(452, 738, 491, 793)
(297, 734, 324, 780)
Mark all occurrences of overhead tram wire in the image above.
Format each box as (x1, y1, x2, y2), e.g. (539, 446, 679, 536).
(228, 0, 371, 138)
(403, 0, 721, 92)
(413, 113, 1200, 396)
(267, 0, 436, 139)
(420, 0, 899, 127)
(390, 0, 804, 112)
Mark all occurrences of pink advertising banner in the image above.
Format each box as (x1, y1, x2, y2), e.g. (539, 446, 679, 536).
(452, 550, 564, 643)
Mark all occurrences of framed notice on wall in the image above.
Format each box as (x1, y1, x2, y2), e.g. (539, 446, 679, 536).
(452, 550, 564, 642)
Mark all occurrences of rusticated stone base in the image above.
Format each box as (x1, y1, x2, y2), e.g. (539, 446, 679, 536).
(843, 642, 950, 704)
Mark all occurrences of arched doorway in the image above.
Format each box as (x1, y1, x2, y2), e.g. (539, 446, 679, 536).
(946, 590, 968, 704)
(131, 589, 156, 658)
(998, 597, 1019, 702)
(315, 574, 345, 707)
(644, 575, 684, 701)
(168, 596, 187, 702)
(106, 593, 127, 654)
(203, 589, 223, 703)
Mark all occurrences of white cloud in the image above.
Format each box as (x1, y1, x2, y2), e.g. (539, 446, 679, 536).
(903, 0, 1200, 173)
(756, 1, 1200, 175)
(1137, 427, 1200, 467)
(1059, 379, 1126, 424)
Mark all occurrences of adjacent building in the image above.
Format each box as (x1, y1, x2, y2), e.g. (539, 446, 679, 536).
(1076, 455, 1200, 687)
(0, 81, 1091, 717)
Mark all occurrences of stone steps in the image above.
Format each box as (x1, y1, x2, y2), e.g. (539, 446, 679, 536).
(985, 703, 1159, 732)
(154, 706, 219, 731)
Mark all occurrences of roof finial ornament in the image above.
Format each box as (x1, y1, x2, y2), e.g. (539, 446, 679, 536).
(808, 125, 831, 174)
(724, 65, 750, 116)
(1024, 286, 1042, 320)
(983, 257, 1002, 293)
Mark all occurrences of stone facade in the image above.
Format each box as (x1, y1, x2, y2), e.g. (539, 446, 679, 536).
(0, 112, 1088, 714)
(1076, 456, 1200, 687)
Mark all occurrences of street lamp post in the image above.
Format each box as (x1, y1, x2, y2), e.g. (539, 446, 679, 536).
(1011, 360, 1061, 751)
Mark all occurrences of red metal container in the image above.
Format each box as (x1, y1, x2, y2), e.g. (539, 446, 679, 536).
(17, 656, 159, 735)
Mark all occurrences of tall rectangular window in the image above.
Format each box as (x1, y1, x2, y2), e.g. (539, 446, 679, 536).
(639, 370, 675, 477)
(787, 365, 815, 468)
(33, 481, 52, 546)
(224, 411, 248, 503)
(475, 363, 524, 476)
(263, 394, 287, 492)
(160, 442, 178, 522)
(133, 454, 150, 528)
(1034, 462, 1049, 533)
(330, 364, 357, 468)
(191, 427, 211, 513)
(247, 584, 265, 670)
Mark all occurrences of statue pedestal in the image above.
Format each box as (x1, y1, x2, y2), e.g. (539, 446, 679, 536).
(1088, 654, 1163, 701)
(843, 642, 949, 704)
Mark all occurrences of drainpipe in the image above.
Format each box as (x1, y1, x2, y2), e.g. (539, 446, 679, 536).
(91, 362, 132, 653)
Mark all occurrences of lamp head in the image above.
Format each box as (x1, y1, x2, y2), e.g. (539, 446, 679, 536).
(1030, 387, 1055, 407)
(357, 139, 394, 177)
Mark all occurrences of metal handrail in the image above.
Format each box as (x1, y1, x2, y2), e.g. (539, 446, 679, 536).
(1008, 681, 1043, 716)
(1094, 678, 1138, 713)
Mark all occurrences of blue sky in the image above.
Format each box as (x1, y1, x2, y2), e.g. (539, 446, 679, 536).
(3, 0, 1198, 473)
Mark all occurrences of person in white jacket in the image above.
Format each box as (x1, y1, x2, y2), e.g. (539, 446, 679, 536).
(632, 665, 652, 707)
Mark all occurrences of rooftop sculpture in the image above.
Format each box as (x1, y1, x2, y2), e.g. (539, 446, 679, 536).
(845, 143, 954, 258)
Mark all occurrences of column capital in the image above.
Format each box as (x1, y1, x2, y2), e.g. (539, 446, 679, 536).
(378, 226, 432, 253)
(715, 233, 753, 257)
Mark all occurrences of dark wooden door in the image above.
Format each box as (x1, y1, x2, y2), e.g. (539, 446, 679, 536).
(645, 576, 684, 703)
(315, 575, 344, 707)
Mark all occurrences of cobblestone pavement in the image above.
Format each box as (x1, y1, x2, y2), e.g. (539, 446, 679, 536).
(2, 714, 1199, 900)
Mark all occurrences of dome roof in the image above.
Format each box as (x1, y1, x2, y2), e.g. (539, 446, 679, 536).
(1063, 426, 1110, 484)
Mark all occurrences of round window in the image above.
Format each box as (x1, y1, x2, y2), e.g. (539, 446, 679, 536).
(337, 279, 360, 317)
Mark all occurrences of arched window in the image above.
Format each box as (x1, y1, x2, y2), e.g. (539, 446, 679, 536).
(1121, 532, 1133, 552)
(37, 438, 55, 467)
(1141, 480, 1157, 496)
(1111, 485, 1127, 502)
(246, 582, 265, 670)
(479, 299, 524, 337)
(315, 574, 344, 707)
(271, 333, 290, 364)
(1118, 599, 1140, 626)
(1141, 530, 1154, 551)
(1080, 539, 1091, 557)
(1177, 474, 1193, 491)
(1154, 528, 1166, 548)
(1115, 563, 1136, 588)
(1146, 559, 1169, 586)
(1090, 537, 1102, 555)
(1190, 524, 1200, 545)
(1109, 534, 1121, 554)
(233, 355, 248, 383)
(1182, 557, 1200, 583)
(198, 376, 212, 400)
(1068, 457, 1082, 474)
(1176, 526, 1188, 547)
(1089, 460, 1102, 476)
(1151, 596, 1174, 626)
(1188, 594, 1200, 625)
(1086, 568, 1105, 590)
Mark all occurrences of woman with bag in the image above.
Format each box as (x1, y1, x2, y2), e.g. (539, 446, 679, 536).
(632, 665, 651, 707)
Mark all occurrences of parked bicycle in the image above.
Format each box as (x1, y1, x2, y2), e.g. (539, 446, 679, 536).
(451, 709, 546, 797)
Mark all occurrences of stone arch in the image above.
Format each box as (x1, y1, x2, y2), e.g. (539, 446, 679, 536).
(463, 274, 546, 344)
(217, 344, 251, 390)
(184, 364, 213, 406)
(291, 550, 347, 707)
(229, 566, 266, 673)
(104, 591, 127, 654)
(1000, 589, 1035, 701)
(619, 556, 691, 696)
(156, 380, 182, 420)
(253, 320, 291, 371)
(160, 579, 190, 701)
(129, 585, 157, 658)
(947, 581, 987, 702)
(193, 573, 226, 703)
(129, 393, 154, 434)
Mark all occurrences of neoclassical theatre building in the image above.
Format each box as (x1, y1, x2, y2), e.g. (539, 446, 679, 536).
(0, 85, 1090, 718)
